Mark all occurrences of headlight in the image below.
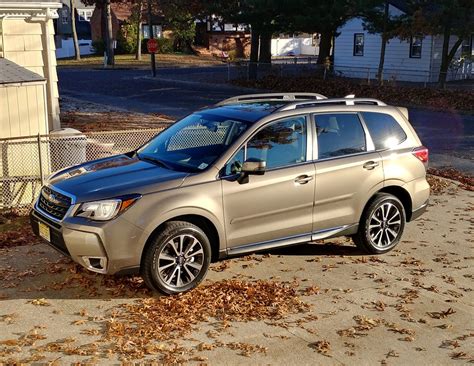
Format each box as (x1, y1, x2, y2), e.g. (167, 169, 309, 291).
(75, 195, 140, 221)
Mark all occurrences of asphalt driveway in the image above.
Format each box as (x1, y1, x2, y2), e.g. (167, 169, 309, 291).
(58, 67, 474, 173)
(0, 178, 473, 364)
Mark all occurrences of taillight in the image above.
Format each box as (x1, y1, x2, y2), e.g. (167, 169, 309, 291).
(412, 146, 429, 163)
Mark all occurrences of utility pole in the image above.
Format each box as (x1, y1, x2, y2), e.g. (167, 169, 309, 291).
(147, 0, 156, 77)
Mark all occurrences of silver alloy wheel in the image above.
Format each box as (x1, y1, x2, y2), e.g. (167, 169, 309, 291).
(368, 202, 401, 248)
(156, 234, 204, 288)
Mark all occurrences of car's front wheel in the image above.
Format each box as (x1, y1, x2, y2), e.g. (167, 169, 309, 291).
(352, 193, 406, 254)
(141, 221, 211, 295)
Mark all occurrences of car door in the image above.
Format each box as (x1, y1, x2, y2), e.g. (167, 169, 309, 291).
(312, 112, 384, 234)
(221, 115, 315, 252)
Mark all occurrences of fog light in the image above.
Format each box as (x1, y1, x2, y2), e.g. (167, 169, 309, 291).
(82, 256, 107, 274)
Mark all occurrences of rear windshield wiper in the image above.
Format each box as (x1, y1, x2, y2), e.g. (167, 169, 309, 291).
(136, 153, 173, 170)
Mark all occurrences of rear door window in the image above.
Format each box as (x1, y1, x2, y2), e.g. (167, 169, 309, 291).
(361, 112, 407, 150)
(314, 113, 366, 159)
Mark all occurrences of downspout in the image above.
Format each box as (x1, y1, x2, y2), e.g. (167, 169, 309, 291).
(42, 7, 60, 131)
(0, 15, 11, 58)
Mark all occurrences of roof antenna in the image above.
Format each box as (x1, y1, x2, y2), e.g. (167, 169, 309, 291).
(344, 94, 356, 98)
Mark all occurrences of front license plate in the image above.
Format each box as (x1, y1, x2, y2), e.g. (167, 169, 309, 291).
(38, 222, 51, 242)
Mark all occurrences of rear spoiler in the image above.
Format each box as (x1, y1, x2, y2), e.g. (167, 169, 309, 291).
(397, 107, 409, 120)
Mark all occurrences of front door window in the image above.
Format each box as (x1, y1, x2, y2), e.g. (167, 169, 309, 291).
(225, 116, 307, 175)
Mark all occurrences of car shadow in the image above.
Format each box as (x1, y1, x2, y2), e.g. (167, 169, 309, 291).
(266, 241, 367, 257)
(0, 241, 366, 301)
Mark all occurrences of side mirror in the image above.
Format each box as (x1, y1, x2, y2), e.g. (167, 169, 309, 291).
(242, 158, 266, 175)
(238, 158, 266, 184)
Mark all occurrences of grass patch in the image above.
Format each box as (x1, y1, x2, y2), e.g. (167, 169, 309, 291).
(58, 53, 223, 68)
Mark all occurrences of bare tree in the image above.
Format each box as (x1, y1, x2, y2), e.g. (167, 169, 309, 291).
(135, 0, 143, 60)
(70, 0, 81, 60)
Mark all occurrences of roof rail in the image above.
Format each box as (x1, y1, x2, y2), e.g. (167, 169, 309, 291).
(216, 92, 327, 106)
(277, 97, 387, 111)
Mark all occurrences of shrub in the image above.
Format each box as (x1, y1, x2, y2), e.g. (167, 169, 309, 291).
(158, 38, 174, 53)
(116, 20, 139, 54)
(92, 40, 105, 55)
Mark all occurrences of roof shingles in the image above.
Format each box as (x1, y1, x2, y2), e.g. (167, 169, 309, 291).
(0, 58, 46, 85)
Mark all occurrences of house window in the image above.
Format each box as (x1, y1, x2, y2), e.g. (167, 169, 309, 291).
(353, 33, 364, 56)
(78, 9, 93, 22)
(142, 25, 163, 39)
(410, 36, 423, 58)
(61, 8, 69, 25)
(461, 35, 473, 56)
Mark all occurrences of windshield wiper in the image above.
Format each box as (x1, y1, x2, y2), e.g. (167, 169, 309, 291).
(136, 153, 173, 170)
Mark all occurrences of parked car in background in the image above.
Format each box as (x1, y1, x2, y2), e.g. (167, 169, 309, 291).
(31, 93, 430, 294)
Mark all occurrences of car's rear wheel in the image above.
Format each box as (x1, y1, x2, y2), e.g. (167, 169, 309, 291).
(352, 193, 406, 254)
(141, 221, 211, 295)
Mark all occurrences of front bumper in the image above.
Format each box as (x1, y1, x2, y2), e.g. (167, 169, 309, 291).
(30, 208, 145, 275)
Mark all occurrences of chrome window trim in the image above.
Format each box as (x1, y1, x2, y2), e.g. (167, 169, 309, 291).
(313, 150, 380, 163)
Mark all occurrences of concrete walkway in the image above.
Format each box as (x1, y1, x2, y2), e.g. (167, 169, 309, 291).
(0, 180, 473, 364)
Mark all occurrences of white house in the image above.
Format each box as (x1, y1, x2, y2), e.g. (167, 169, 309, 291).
(0, 0, 62, 134)
(334, 2, 473, 83)
(55, 0, 94, 59)
(271, 34, 319, 57)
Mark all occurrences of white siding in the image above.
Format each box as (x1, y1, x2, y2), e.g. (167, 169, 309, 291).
(334, 17, 434, 82)
(2, 19, 60, 131)
(271, 37, 318, 56)
(0, 82, 48, 138)
(56, 38, 94, 59)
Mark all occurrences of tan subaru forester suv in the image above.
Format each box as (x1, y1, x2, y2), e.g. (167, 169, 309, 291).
(31, 93, 430, 294)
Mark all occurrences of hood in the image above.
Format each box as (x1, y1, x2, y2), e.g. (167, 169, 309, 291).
(48, 155, 188, 202)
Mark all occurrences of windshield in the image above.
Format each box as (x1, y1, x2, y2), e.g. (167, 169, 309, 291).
(137, 112, 251, 172)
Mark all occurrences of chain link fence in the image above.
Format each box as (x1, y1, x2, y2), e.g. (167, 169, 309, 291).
(0, 128, 165, 211)
(226, 59, 473, 86)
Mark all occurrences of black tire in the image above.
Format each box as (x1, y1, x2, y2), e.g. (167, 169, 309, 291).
(141, 221, 211, 295)
(352, 193, 406, 254)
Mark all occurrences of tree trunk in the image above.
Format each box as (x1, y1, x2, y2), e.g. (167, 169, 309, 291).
(135, 0, 143, 60)
(317, 32, 332, 64)
(105, 0, 115, 66)
(258, 31, 272, 64)
(438, 24, 451, 88)
(70, 0, 81, 60)
(439, 36, 463, 87)
(377, 1, 389, 83)
(249, 26, 260, 80)
(377, 36, 387, 84)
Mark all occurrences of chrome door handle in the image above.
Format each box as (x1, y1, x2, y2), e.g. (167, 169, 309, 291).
(295, 175, 314, 184)
(363, 161, 379, 170)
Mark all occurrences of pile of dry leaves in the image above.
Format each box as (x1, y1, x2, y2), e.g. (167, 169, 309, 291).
(0, 212, 40, 250)
(105, 279, 310, 360)
(233, 75, 474, 112)
(428, 167, 473, 191)
(60, 111, 172, 132)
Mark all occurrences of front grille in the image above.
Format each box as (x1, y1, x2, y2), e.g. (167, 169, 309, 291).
(37, 186, 72, 220)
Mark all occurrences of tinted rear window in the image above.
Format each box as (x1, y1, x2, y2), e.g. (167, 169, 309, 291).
(362, 112, 407, 150)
